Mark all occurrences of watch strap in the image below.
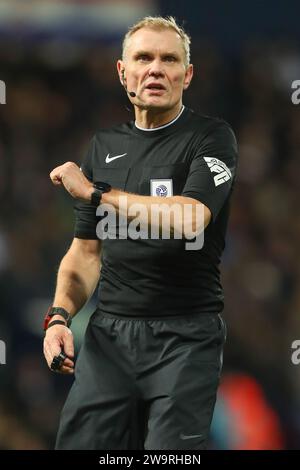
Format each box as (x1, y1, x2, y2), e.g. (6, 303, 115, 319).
(91, 182, 112, 205)
(91, 187, 102, 206)
(46, 320, 68, 330)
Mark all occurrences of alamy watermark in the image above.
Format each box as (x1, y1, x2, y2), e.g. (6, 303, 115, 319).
(291, 340, 300, 365)
(0, 339, 6, 365)
(96, 197, 205, 250)
(0, 80, 6, 104)
(291, 80, 300, 105)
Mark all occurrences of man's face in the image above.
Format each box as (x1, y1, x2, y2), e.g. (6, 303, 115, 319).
(118, 27, 193, 110)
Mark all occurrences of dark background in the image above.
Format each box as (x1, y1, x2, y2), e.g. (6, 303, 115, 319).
(0, 0, 300, 449)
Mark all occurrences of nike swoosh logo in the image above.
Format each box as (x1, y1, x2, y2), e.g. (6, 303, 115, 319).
(179, 433, 203, 440)
(105, 153, 127, 164)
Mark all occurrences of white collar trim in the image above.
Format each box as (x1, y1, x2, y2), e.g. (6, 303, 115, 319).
(135, 105, 185, 131)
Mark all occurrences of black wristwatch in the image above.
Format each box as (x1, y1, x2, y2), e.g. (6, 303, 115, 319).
(43, 307, 72, 331)
(91, 182, 112, 206)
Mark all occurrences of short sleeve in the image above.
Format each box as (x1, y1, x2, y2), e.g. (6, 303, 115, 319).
(182, 122, 238, 221)
(74, 136, 99, 239)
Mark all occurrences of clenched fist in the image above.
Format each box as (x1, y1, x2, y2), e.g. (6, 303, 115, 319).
(50, 162, 93, 202)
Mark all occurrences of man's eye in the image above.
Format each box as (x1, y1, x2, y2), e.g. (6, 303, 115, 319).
(138, 55, 150, 62)
(164, 56, 176, 62)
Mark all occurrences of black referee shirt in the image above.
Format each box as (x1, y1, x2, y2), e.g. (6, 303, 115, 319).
(74, 106, 238, 317)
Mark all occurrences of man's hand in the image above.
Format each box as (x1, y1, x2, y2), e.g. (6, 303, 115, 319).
(43, 323, 75, 374)
(50, 162, 93, 202)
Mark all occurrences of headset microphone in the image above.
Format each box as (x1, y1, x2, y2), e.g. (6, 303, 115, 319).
(121, 70, 136, 98)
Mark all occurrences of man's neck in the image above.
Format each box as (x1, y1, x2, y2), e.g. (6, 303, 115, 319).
(134, 102, 183, 130)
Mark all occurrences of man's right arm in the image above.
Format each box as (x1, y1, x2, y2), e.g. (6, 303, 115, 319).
(43, 237, 101, 374)
(53, 237, 101, 316)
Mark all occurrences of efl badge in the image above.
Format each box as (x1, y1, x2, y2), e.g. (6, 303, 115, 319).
(151, 179, 173, 197)
(203, 157, 232, 187)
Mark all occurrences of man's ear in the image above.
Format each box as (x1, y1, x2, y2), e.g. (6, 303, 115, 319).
(117, 60, 125, 85)
(183, 64, 193, 90)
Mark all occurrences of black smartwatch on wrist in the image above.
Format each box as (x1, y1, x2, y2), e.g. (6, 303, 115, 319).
(43, 307, 72, 331)
(90, 182, 112, 206)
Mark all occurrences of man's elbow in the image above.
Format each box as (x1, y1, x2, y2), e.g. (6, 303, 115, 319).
(173, 198, 211, 239)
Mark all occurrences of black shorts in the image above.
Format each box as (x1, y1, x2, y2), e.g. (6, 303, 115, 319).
(55, 310, 226, 450)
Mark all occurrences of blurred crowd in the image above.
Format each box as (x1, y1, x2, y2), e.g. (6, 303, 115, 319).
(0, 37, 300, 449)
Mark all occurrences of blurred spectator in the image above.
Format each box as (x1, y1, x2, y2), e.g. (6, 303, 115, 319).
(211, 373, 285, 450)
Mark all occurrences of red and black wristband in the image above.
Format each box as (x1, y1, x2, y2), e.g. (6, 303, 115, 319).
(43, 307, 72, 331)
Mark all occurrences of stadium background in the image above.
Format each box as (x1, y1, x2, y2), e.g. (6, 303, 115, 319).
(0, 0, 300, 449)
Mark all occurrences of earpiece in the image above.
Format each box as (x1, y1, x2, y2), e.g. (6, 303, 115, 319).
(120, 69, 136, 98)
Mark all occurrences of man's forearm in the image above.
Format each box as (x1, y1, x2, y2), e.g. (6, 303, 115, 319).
(101, 189, 211, 236)
(49, 162, 211, 236)
(53, 249, 100, 317)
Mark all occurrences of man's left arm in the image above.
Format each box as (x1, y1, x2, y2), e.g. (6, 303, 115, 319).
(50, 121, 237, 236)
(50, 164, 211, 238)
(181, 121, 238, 222)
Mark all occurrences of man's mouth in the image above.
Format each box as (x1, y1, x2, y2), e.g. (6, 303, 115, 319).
(145, 82, 166, 91)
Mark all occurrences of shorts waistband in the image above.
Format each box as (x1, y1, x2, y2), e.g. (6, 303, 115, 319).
(95, 308, 220, 322)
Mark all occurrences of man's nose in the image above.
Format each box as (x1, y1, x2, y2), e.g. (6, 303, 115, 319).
(148, 60, 165, 77)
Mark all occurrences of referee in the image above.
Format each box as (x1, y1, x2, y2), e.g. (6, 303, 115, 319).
(43, 16, 238, 450)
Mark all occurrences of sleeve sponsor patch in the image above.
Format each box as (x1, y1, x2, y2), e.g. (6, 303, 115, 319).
(203, 157, 232, 187)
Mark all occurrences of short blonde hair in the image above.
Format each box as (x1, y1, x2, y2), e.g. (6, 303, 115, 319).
(122, 16, 191, 68)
